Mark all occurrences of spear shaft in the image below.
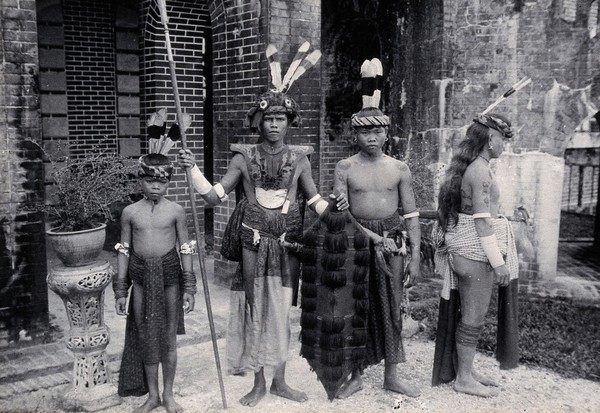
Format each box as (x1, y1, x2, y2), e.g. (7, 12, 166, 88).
(156, 0, 227, 408)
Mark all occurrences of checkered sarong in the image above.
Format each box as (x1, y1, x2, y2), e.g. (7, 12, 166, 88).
(433, 213, 518, 300)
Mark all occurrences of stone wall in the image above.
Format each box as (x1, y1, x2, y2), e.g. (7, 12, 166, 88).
(320, 0, 444, 207)
(436, 1, 600, 281)
(495, 152, 565, 280)
(442, 0, 600, 152)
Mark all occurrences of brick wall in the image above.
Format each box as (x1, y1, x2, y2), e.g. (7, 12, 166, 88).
(208, 0, 322, 284)
(63, 0, 118, 156)
(36, 0, 212, 246)
(0, 0, 48, 346)
(140, 0, 211, 239)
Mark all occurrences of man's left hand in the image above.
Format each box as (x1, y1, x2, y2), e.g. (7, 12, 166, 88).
(404, 259, 420, 288)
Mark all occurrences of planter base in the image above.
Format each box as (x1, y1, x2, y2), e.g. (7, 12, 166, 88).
(47, 260, 120, 410)
(57, 384, 121, 412)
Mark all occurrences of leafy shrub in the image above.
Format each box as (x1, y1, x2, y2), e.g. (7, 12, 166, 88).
(410, 283, 600, 382)
(480, 293, 600, 382)
(41, 150, 139, 232)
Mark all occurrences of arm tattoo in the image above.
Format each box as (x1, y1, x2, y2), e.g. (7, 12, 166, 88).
(461, 188, 473, 213)
(481, 181, 491, 207)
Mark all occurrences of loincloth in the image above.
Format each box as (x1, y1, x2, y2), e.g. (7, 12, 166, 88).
(226, 202, 301, 374)
(240, 201, 302, 252)
(433, 213, 518, 299)
(117, 248, 186, 397)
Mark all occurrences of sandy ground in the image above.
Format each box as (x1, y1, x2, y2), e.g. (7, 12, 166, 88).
(1, 322, 599, 413)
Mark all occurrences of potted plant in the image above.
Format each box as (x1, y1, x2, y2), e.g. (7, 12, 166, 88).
(42, 150, 139, 267)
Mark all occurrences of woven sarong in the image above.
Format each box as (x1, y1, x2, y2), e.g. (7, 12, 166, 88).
(432, 213, 519, 386)
(117, 248, 186, 397)
(355, 213, 406, 367)
(226, 202, 302, 374)
(433, 213, 518, 300)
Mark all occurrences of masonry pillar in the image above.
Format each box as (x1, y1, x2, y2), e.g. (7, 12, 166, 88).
(0, 0, 49, 346)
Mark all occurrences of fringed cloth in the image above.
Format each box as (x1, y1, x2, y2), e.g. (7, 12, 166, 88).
(355, 213, 406, 366)
(117, 248, 191, 397)
(226, 201, 303, 374)
(431, 213, 520, 386)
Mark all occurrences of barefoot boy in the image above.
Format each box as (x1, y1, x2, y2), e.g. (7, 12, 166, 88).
(113, 153, 196, 413)
(333, 59, 421, 399)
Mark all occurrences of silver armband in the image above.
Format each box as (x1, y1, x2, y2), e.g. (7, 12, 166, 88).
(114, 242, 130, 257)
(403, 211, 420, 219)
(306, 194, 321, 206)
(190, 165, 212, 195)
(180, 240, 197, 255)
(473, 212, 491, 219)
(213, 183, 228, 201)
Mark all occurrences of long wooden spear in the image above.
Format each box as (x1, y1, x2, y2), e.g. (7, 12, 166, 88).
(156, 0, 227, 408)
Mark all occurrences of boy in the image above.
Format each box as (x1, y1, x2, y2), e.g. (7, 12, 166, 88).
(333, 59, 421, 399)
(113, 153, 196, 413)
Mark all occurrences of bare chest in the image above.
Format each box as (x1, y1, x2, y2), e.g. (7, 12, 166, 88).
(347, 163, 400, 193)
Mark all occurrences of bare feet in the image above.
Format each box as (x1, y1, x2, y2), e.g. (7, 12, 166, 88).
(133, 395, 161, 413)
(239, 383, 266, 407)
(336, 376, 363, 399)
(383, 376, 421, 398)
(454, 376, 498, 397)
(472, 370, 499, 387)
(269, 381, 308, 403)
(163, 394, 184, 413)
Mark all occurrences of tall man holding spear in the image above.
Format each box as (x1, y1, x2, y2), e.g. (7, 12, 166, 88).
(178, 43, 347, 407)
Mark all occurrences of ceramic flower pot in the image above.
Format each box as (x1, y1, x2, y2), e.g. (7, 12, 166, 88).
(46, 224, 107, 267)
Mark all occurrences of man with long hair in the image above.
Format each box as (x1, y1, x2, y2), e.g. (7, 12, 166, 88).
(432, 114, 520, 397)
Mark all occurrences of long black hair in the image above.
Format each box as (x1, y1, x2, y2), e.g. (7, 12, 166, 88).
(437, 113, 510, 230)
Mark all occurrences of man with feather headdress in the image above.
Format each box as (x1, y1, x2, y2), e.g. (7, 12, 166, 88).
(178, 43, 346, 407)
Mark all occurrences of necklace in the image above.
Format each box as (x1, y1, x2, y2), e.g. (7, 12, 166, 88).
(261, 142, 285, 155)
(478, 155, 490, 163)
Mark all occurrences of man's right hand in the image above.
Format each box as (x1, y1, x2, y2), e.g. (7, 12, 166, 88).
(115, 297, 128, 316)
(493, 264, 510, 286)
(375, 236, 399, 254)
(177, 149, 196, 169)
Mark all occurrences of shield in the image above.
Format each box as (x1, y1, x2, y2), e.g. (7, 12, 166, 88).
(299, 208, 370, 400)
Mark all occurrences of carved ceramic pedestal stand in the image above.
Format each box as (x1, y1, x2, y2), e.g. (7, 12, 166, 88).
(47, 260, 121, 411)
